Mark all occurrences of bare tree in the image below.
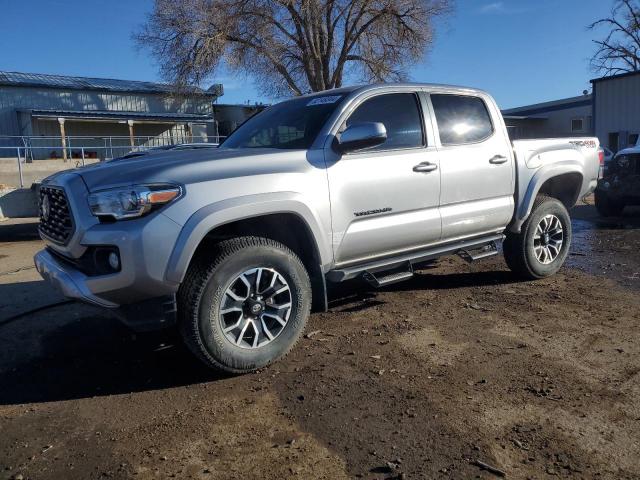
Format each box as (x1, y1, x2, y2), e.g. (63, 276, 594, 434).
(589, 0, 640, 76)
(135, 0, 452, 96)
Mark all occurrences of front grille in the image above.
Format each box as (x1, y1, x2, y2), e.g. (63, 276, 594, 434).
(38, 186, 74, 244)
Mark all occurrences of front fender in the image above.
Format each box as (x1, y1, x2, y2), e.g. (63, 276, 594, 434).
(511, 160, 583, 232)
(164, 192, 332, 283)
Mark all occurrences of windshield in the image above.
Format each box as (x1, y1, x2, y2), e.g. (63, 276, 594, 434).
(221, 95, 344, 149)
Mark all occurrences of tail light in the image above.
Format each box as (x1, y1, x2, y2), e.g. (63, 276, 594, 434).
(597, 148, 605, 179)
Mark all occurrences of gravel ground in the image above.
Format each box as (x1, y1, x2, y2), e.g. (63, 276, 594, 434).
(0, 203, 639, 480)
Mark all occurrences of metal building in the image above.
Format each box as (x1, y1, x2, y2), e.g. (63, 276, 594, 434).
(0, 71, 222, 159)
(502, 94, 593, 140)
(591, 71, 640, 152)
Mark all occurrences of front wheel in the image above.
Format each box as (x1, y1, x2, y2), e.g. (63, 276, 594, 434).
(503, 195, 572, 280)
(178, 236, 311, 374)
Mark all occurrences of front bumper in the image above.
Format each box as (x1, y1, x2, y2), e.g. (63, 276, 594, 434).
(35, 249, 178, 331)
(34, 206, 182, 306)
(36, 172, 183, 305)
(34, 172, 184, 330)
(596, 175, 640, 202)
(34, 249, 118, 308)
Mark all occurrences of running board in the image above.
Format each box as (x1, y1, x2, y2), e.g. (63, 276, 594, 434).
(362, 262, 414, 288)
(456, 240, 499, 263)
(327, 233, 505, 283)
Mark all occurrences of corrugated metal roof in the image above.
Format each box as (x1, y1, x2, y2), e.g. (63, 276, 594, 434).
(591, 70, 640, 83)
(25, 109, 214, 122)
(502, 95, 592, 116)
(0, 71, 220, 96)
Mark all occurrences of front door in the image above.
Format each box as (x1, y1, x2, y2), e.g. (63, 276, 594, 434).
(429, 93, 515, 241)
(326, 91, 442, 266)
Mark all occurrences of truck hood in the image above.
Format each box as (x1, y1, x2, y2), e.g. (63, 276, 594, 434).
(74, 148, 306, 191)
(614, 145, 640, 157)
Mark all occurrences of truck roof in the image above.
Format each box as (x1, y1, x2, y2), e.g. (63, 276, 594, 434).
(300, 82, 491, 99)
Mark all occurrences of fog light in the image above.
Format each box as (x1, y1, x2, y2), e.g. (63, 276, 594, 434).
(108, 252, 120, 271)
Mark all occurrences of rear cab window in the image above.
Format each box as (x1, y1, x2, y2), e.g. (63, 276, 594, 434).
(430, 94, 494, 146)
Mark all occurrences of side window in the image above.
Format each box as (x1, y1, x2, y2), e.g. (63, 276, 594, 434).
(431, 94, 494, 146)
(345, 93, 424, 150)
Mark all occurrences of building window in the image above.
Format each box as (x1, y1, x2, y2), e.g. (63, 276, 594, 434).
(571, 118, 584, 133)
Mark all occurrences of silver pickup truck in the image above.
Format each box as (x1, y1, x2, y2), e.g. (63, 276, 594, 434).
(34, 83, 602, 373)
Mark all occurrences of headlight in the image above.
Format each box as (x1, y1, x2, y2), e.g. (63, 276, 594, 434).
(88, 184, 181, 220)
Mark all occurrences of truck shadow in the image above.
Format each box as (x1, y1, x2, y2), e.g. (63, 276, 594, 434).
(0, 280, 66, 322)
(0, 267, 522, 405)
(327, 267, 520, 312)
(0, 218, 40, 243)
(0, 308, 220, 405)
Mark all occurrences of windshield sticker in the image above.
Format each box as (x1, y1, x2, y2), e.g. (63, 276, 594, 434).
(307, 96, 341, 106)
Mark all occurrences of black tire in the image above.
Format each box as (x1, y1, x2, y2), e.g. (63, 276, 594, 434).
(595, 189, 624, 217)
(178, 236, 311, 374)
(503, 195, 572, 280)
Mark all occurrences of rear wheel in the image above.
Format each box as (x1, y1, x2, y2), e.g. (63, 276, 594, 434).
(178, 236, 311, 374)
(504, 195, 572, 280)
(595, 189, 625, 217)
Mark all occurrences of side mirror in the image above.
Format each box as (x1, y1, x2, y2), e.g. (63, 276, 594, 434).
(336, 122, 387, 153)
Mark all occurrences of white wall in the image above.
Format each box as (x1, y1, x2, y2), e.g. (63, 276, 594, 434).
(594, 73, 640, 152)
(505, 104, 592, 140)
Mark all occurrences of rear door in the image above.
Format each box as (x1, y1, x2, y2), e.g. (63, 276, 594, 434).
(429, 93, 515, 241)
(326, 91, 442, 266)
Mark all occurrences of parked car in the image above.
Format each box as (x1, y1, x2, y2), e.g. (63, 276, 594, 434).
(122, 142, 219, 158)
(595, 144, 640, 216)
(169, 142, 219, 149)
(34, 83, 601, 373)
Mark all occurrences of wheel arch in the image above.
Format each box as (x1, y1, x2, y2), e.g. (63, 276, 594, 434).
(165, 194, 330, 312)
(510, 162, 584, 233)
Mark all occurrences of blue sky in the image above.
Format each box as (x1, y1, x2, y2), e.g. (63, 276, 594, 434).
(0, 0, 612, 108)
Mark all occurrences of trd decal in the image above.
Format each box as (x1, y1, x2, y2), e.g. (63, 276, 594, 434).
(354, 207, 392, 217)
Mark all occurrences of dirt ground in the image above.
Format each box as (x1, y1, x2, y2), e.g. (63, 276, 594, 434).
(1, 201, 639, 480)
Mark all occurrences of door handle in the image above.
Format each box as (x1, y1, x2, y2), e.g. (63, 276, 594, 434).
(413, 161, 438, 173)
(489, 155, 508, 164)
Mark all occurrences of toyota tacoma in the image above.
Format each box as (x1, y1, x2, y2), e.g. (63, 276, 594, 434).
(34, 83, 602, 373)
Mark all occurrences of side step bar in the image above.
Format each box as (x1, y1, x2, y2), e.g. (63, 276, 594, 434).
(327, 233, 505, 283)
(456, 240, 500, 263)
(362, 262, 414, 287)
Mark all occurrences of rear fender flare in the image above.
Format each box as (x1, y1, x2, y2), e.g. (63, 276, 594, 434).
(510, 160, 583, 232)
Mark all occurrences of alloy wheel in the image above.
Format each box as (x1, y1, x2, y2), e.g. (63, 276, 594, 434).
(533, 214, 564, 265)
(218, 267, 292, 349)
